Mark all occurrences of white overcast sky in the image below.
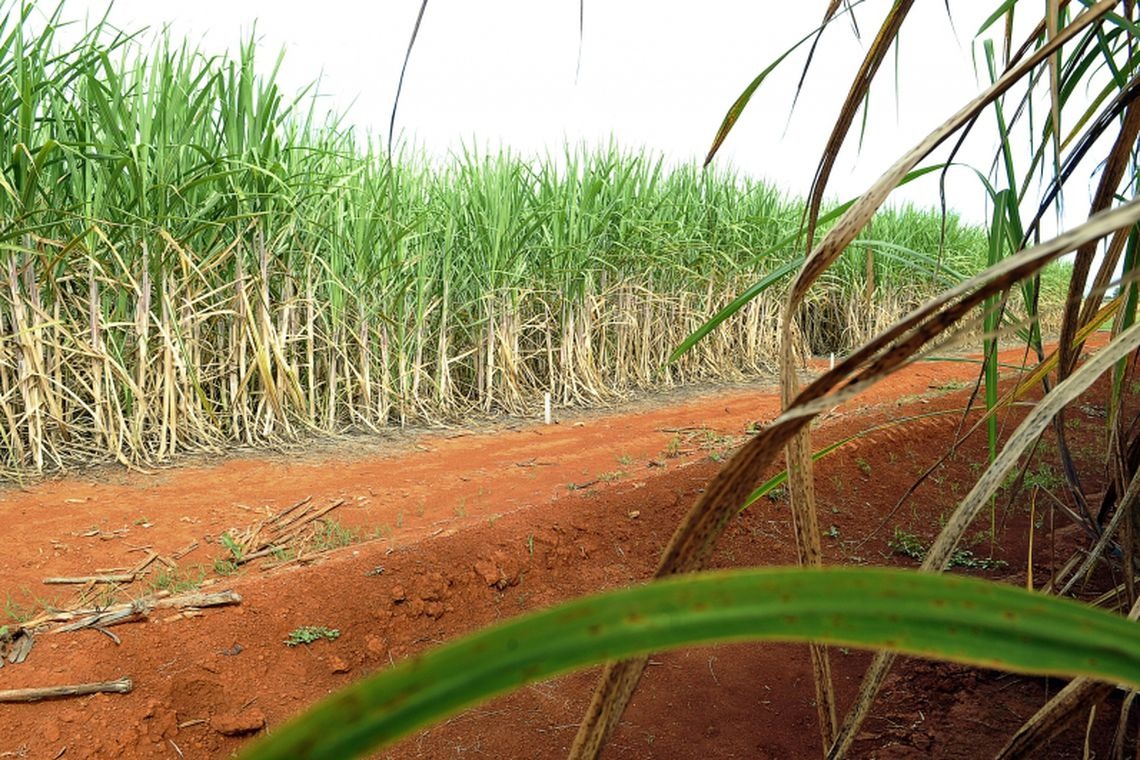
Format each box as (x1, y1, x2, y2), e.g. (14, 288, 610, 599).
(52, 1, 1099, 227)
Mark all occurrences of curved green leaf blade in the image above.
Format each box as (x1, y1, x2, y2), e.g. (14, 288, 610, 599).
(704, 0, 872, 165)
(668, 255, 802, 363)
(239, 567, 1140, 760)
(704, 28, 818, 167)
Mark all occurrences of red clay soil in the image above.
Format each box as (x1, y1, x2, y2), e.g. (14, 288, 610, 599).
(0, 341, 1135, 759)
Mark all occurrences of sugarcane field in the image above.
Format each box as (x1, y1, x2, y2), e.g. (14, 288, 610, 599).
(2, 2, 1140, 759)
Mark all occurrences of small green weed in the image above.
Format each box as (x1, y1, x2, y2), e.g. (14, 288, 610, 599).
(700, 429, 728, 447)
(149, 566, 206, 594)
(765, 485, 788, 502)
(93, 586, 119, 609)
(310, 518, 360, 552)
(1024, 463, 1064, 491)
(213, 558, 239, 576)
(699, 430, 735, 462)
(1002, 462, 1065, 492)
(888, 528, 926, 561)
(888, 527, 1006, 570)
(285, 626, 341, 647)
(967, 528, 997, 547)
(3, 594, 34, 624)
(855, 457, 872, 476)
(949, 550, 1007, 571)
(219, 532, 245, 561)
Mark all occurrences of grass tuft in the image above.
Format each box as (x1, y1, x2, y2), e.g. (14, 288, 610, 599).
(285, 626, 341, 647)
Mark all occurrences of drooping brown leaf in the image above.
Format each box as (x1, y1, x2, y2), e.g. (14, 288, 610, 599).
(1058, 95, 1140, 379)
(776, 8, 922, 742)
(802, 0, 916, 250)
(926, 325, 1140, 573)
(388, 0, 430, 163)
(998, 679, 1118, 758)
(787, 1, 845, 116)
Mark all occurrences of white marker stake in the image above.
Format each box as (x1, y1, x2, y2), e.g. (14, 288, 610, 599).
(544, 393, 552, 425)
(829, 352, 835, 370)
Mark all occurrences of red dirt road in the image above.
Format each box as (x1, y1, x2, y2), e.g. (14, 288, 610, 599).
(0, 343, 1131, 759)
